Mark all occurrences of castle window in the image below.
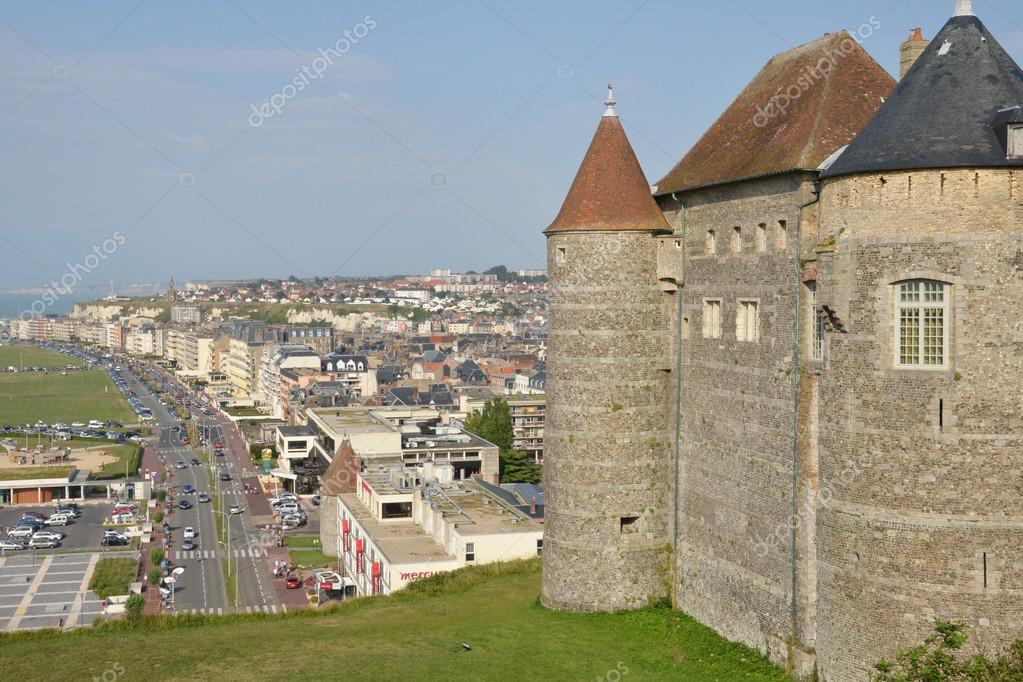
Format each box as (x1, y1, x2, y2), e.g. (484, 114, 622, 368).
(556, 247, 566, 264)
(896, 280, 949, 369)
(756, 223, 767, 252)
(808, 282, 824, 361)
(1009, 124, 1023, 159)
(620, 516, 639, 534)
(731, 226, 742, 253)
(706, 230, 716, 255)
(702, 299, 722, 339)
(777, 220, 788, 250)
(736, 299, 759, 342)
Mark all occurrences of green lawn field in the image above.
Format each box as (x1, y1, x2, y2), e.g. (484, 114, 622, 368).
(0, 370, 136, 425)
(0, 559, 787, 682)
(0, 346, 85, 370)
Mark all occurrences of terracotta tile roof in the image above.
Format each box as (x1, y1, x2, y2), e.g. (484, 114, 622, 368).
(655, 31, 895, 194)
(546, 114, 671, 234)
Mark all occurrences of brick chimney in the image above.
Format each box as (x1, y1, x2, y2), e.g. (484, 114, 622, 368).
(900, 28, 929, 79)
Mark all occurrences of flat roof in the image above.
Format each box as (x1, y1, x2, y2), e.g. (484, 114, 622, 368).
(277, 425, 316, 437)
(340, 491, 453, 565)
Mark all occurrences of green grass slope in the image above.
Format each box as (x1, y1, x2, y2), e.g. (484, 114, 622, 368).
(0, 559, 786, 682)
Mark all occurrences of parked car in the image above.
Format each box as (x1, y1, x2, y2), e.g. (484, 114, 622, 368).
(33, 530, 64, 542)
(28, 536, 60, 549)
(8, 526, 35, 539)
(45, 514, 72, 526)
(100, 536, 129, 547)
(285, 575, 302, 589)
(0, 539, 27, 551)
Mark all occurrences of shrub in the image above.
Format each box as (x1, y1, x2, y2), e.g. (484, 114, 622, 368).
(149, 548, 164, 566)
(125, 593, 145, 622)
(873, 619, 1023, 681)
(156, 489, 167, 502)
(146, 569, 161, 585)
(153, 510, 164, 524)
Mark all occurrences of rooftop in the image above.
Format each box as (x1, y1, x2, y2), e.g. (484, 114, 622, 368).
(656, 31, 894, 193)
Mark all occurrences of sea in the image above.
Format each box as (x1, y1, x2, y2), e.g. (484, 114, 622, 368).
(0, 293, 90, 318)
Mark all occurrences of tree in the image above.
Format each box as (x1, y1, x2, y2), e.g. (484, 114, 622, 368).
(125, 593, 145, 622)
(464, 398, 540, 484)
(873, 619, 1023, 681)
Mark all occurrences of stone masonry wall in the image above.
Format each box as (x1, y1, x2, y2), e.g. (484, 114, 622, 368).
(815, 169, 1023, 681)
(541, 230, 674, 612)
(661, 173, 819, 677)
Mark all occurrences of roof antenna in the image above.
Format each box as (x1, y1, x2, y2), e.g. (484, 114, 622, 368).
(954, 0, 974, 16)
(603, 83, 617, 118)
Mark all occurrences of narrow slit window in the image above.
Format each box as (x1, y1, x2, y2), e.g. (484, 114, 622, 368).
(756, 223, 767, 252)
(777, 220, 788, 250)
(706, 230, 717, 255)
(732, 226, 742, 253)
(556, 247, 567, 265)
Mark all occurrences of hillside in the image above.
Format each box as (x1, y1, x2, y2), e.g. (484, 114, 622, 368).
(0, 559, 786, 681)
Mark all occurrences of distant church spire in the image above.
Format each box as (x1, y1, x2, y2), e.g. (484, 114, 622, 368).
(954, 0, 974, 16)
(603, 83, 617, 118)
(166, 276, 177, 302)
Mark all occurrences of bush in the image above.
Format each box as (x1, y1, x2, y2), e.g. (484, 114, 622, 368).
(873, 620, 1023, 681)
(156, 489, 167, 502)
(149, 548, 164, 566)
(146, 569, 161, 585)
(153, 511, 164, 524)
(125, 593, 145, 622)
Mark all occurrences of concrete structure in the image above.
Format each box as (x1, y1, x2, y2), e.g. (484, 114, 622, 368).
(321, 353, 377, 398)
(259, 344, 320, 417)
(542, 6, 1023, 680)
(461, 393, 546, 464)
(334, 463, 543, 597)
(171, 304, 202, 325)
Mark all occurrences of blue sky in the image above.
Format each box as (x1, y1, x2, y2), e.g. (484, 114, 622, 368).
(1, 0, 1021, 294)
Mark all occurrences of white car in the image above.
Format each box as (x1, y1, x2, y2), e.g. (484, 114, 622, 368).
(183, 527, 196, 539)
(71, 422, 86, 428)
(275, 504, 300, 515)
(32, 530, 64, 542)
(29, 535, 60, 549)
(45, 514, 72, 526)
(8, 526, 35, 539)
(228, 505, 243, 515)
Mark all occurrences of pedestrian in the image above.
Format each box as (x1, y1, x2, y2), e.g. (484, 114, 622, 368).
(58, 618, 64, 630)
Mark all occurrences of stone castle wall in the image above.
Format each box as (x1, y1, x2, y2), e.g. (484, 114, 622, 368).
(541, 230, 674, 612)
(814, 169, 1023, 681)
(659, 174, 819, 677)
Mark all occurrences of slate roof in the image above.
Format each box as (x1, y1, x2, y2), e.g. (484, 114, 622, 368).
(546, 112, 670, 234)
(656, 31, 894, 194)
(825, 14, 1023, 177)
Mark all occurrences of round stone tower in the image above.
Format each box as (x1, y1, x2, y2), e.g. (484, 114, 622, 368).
(541, 88, 675, 612)
(815, 4, 1023, 679)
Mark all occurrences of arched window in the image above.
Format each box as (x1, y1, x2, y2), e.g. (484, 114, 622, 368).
(896, 280, 949, 368)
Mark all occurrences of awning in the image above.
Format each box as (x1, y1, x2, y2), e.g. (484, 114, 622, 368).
(269, 468, 298, 481)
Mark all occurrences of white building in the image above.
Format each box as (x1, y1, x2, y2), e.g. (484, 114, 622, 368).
(334, 463, 543, 597)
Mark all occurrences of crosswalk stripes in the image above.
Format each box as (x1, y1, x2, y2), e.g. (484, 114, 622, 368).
(171, 548, 267, 560)
(184, 607, 225, 615)
(242, 605, 278, 614)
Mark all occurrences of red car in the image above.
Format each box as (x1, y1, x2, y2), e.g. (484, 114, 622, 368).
(214, 440, 222, 449)
(286, 575, 302, 589)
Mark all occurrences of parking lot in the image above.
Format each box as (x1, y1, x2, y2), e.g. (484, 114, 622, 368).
(0, 552, 113, 630)
(0, 503, 131, 553)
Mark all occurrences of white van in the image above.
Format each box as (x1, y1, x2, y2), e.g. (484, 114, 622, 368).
(45, 514, 72, 526)
(89, 420, 104, 428)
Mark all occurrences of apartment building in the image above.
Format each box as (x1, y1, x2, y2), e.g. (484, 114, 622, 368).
(460, 393, 545, 465)
(321, 353, 377, 398)
(332, 462, 543, 597)
(259, 344, 320, 417)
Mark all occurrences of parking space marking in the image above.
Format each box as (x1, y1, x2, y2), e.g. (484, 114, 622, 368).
(66, 550, 99, 628)
(6, 554, 53, 631)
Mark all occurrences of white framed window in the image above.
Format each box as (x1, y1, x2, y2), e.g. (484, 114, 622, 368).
(807, 282, 824, 361)
(465, 542, 476, 562)
(732, 226, 742, 253)
(896, 280, 949, 369)
(736, 299, 760, 342)
(1009, 124, 1023, 159)
(702, 299, 722, 339)
(706, 230, 716, 255)
(756, 223, 767, 252)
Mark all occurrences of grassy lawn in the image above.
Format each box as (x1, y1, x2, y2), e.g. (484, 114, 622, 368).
(0, 465, 73, 480)
(87, 441, 141, 479)
(0, 346, 85, 370)
(0, 370, 136, 425)
(0, 560, 787, 681)
(287, 550, 336, 569)
(88, 557, 139, 599)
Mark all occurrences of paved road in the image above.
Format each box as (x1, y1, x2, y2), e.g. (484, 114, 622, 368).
(140, 368, 279, 615)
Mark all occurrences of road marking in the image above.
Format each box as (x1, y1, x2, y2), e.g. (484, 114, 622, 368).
(6, 555, 53, 631)
(65, 553, 99, 628)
